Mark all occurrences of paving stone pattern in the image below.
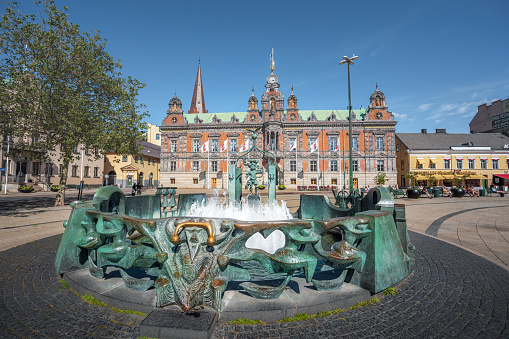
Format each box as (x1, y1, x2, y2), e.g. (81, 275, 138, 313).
(0, 232, 508, 338)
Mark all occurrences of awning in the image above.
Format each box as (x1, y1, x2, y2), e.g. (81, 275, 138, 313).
(415, 176, 427, 180)
(467, 175, 488, 180)
(434, 175, 445, 180)
(494, 174, 509, 180)
(442, 175, 455, 179)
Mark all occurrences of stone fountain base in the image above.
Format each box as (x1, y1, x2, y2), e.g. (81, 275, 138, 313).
(63, 267, 371, 338)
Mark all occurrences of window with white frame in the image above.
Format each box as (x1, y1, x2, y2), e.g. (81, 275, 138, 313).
(311, 178, 317, 185)
(310, 160, 318, 172)
(290, 178, 296, 185)
(444, 159, 451, 169)
(375, 137, 384, 151)
(211, 161, 218, 172)
(192, 161, 200, 172)
(192, 139, 200, 152)
(480, 159, 487, 169)
(230, 139, 238, 152)
(84, 166, 90, 177)
(193, 178, 199, 184)
(456, 159, 463, 169)
(376, 160, 384, 171)
(330, 160, 338, 171)
(94, 167, 99, 177)
(468, 159, 475, 169)
(492, 159, 499, 169)
(430, 162, 436, 169)
(290, 160, 297, 172)
(352, 160, 359, 172)
(329, 138, 338, 151)
(351, 137, 358, 151)
(170, 139, 178, 152)
(170, 161, 177, 172)
(211, 139, 219, 152)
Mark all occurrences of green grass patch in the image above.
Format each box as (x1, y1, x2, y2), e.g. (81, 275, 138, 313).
(383, 286, 398, 296)
(80, 294, 147, 317)
(229, 318, 266, 325)
(279, 297, 380, 322)
(59, 279, 70, 290)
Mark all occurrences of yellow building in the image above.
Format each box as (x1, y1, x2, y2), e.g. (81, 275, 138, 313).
(396, 130, 509, 189)
(144, 123, 161, 146)
(104, 141, 160, 188)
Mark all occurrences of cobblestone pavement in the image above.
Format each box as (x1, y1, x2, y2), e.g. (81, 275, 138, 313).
(1, 231, 508, 338)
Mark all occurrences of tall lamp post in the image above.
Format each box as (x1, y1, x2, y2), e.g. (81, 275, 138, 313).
(339, 54, 358, 194)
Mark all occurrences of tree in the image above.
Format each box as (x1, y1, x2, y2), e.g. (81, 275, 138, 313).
(404, 172, 418, 188)
(0, 1, 148, 205)
(373, 171, 388, 187)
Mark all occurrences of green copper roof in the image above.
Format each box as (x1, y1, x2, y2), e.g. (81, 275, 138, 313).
(183, 108, 367, 124)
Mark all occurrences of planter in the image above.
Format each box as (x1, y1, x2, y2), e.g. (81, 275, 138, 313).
(18, 189, 34, 193)
(50, 188, 59, 192)
(406, 188, 421, 199)
(451, 188, 465, 197)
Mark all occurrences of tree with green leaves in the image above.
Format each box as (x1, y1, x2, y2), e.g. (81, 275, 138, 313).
(373, 171, 388, 187)
(0, 1, 148, 205)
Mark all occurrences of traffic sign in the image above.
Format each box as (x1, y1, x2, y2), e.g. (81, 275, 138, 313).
(0, 168, 5, 171)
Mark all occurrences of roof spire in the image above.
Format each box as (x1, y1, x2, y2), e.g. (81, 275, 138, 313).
(188, 59, 207, 113)
(376, 82, 378, 90)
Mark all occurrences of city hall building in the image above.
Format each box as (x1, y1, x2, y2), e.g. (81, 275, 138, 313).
(159, 60, 398, 190)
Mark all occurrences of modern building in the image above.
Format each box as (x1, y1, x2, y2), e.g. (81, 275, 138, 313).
(469, 98, 509, 134)
(396, 130, 509, 189)
(144, 122, 161, 146)
(158, 60, 398, 190)
(104, 141, 160, 188)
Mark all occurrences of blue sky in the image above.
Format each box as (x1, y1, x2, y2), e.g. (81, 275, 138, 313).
(8, 0, 509, 133)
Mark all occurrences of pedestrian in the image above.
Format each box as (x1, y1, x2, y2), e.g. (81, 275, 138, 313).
(136, 182, 142, 195)
(131, 183, 136, 196)
(423, 186, 432, 199)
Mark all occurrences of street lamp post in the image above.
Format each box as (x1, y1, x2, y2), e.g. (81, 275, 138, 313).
(339, 54, 358, 194)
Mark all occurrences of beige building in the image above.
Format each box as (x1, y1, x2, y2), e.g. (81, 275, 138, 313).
(396, 130, 509, 189)
(104, 141, 160, 188)
(144, 123, 161, 146)
(1, 141, 103, 192)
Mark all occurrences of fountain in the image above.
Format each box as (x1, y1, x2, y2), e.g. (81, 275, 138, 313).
(54, 129, 415, 338)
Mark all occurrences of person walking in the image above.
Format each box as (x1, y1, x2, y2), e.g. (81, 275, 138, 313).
(131, 183, 136, 196)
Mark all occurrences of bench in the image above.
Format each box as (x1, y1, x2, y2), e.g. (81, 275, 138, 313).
(392, 189, 405, 198)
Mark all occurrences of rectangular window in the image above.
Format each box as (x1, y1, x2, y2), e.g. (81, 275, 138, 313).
(376, 160, 384, 172)
(396, 144, 399, 152)
(192, 161, 199, 172)
(270, 138, 276, 150)
(171, 140, 178, 153)
(310, 160, 317, 172)
(170, 161, 176, 172)
(94, 167, 99, 177)
(135, 156, 138, 163)
(230, 139, 238, 152)
(352, 160, 359, 172)
(352, 137, 358, 151)
(417, 163, 423, 169)
(456, 159, 463, 169)
(32, 162, 40, 176)
(309, 137, 317, 151)
(140, 157, 144, 164)
(311, 178, 317, 185)
(290, 178, 296, 185)
(331, 178, 337, 185)
(430, 163, 436, 169)
(85, 148, 90, 155)
(211, 161, 218, 172)
(375, 137, 384, 151)
(289, 138, 297, 151)
(329, 138, 338, 151)
(480, 159, 487, 169)
(193, 139, 200, 152)
(401, 160, 404, 171)
(73, 146, 79, 154)
(330, 160, 338, 172)
(170, 178, 176, 184)
(72, 165, 78, 177)
(444, 159, 451, 169)
(211, 139, 219, 152)
(148, 158, 151, 165)
(122, 155, 128, 162)
(290, 160, 297, 172)
(468, 159, 475, 169)
(84, 166, 90, 177)
(193, 178, 199, 184)
(493, 159, 499, 169)
(156, 134, 160, 140)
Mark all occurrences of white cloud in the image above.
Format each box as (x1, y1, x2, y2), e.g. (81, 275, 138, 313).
(392, 112, 407, 119)
(418, 103, 433, 111)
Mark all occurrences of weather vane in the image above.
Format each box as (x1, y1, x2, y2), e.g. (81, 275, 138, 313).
(270, 48, 275, 71)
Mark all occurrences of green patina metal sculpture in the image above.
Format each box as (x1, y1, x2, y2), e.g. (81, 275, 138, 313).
(55, 185, 415, 314)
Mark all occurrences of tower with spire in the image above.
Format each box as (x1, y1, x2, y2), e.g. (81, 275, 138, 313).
(188, 58, 207, 113)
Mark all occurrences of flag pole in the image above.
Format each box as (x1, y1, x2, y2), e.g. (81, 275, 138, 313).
(208, 138, 210, 190)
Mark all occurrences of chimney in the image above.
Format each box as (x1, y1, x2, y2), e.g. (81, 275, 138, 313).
(436, 129, 446, 133)
(421, 129, 427, 134)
